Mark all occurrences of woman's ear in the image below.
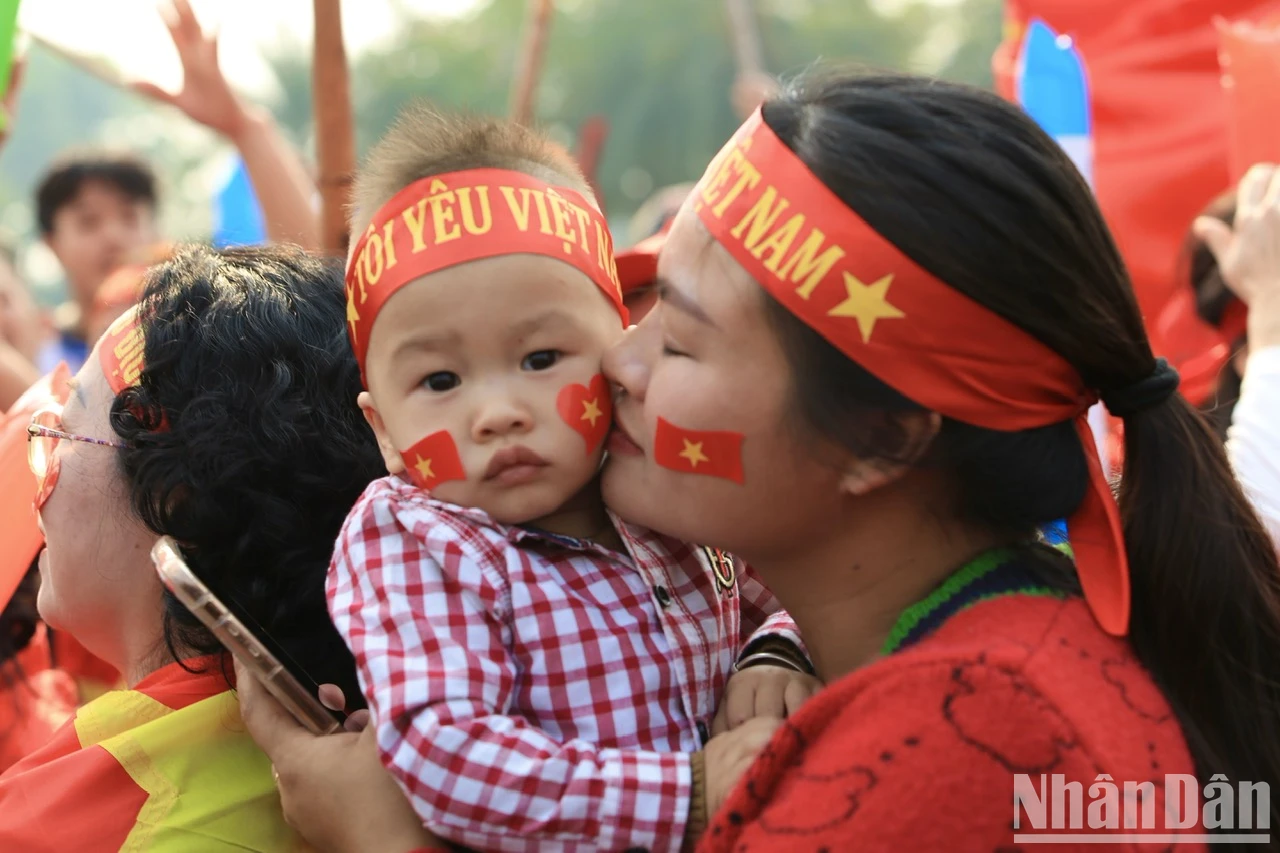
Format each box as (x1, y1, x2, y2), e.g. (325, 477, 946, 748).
(357, 391, 404, 475)
(837, 410, 942, 498)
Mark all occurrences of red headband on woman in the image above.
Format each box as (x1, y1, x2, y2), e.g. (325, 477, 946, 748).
(694, 109, 1129, 636)
(344, 170, 628, 383)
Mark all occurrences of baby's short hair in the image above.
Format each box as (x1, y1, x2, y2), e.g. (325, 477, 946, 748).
(351, 103, 594, 235)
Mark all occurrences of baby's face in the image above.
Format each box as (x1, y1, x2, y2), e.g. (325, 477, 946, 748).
(362, 254, 624, 524)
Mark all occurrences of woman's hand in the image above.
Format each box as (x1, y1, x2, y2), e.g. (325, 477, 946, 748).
(711, 665, 823, 735)
(702, 717, 782, 818)
(132, 0, 256, 141)
(234, 661, 446, 853)
(132, 0, 321, 249)
(1195, 162, 1280, 350)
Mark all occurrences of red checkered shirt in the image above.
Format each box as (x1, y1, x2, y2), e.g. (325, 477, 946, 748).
(328, 476, 802, 852)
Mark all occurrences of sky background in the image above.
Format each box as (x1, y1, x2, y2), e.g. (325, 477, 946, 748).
(20, 0, 964, 100)
(21, 0, 484, 100)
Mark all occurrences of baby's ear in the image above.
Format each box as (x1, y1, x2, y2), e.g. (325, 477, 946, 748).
(357, 391, 405, 475)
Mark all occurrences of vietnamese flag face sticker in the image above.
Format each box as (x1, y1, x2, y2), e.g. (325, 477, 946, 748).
(557, 374, 612, 455)
(402, 430, 466, 491)
(653, 417, 745, 484)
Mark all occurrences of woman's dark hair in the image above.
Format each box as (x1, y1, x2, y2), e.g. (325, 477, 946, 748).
(1182, 190, 1241, 438)
(108, 244, 384, 706)
(759, 71, 1280, 836)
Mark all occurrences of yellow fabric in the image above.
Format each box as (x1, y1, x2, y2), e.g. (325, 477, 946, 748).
(77, 686, 307, 852)
(76, 675, 122, 703)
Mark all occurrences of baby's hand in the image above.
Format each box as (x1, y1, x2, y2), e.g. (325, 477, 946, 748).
(711, 665, 823, 735)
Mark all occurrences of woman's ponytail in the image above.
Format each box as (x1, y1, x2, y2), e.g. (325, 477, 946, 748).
(1118, 391, 1280, 831)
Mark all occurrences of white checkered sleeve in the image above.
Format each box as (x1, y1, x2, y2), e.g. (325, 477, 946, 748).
(327, 481, 693, 852)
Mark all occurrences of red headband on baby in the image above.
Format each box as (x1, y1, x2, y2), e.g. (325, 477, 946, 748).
(694, 109, 1130, 636)
(345, 169, 628, 382)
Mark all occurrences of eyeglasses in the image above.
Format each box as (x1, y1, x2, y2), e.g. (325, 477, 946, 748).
(26, 406, 125, 504)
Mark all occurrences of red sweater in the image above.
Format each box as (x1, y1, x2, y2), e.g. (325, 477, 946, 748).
(700, 594, 1205, 851)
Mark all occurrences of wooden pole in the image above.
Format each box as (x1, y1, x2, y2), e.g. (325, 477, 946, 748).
(574, 115, 609, 212)
(724, 0, 764, 75)
(509, 0, 555, 125)
(312, 0, 356, 257)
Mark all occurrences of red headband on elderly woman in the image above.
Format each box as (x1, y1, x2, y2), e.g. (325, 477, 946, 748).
(99, 307, 147, 395)
(694, 109, 1132, 636)
(344, 170, 628, 384)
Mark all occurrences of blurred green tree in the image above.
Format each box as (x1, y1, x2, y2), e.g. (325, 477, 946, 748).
(269, 0, 1004, 228)
(0, 0, 1005, 297)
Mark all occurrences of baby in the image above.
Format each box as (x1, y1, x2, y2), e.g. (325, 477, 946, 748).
(328, 105, 813, 852)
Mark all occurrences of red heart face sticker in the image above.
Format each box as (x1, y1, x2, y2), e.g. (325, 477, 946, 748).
(556, 374, 612, 455)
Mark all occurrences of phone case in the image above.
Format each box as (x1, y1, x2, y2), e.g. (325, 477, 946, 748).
(150, 536, 342, 735)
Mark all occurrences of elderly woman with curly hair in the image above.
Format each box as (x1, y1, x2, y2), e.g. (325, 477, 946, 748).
(0, 244, 385, 852)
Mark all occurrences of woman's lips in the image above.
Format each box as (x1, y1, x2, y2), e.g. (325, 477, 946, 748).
(606, 421, 644, 457)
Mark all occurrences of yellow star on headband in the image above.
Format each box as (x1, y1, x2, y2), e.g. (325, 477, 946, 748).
(414, 455, 435, 482)
(827, 273, 905, 343)
(346, 287, 361, 345)
(679, 439, 709, 468)
(581, 398, 604, 427)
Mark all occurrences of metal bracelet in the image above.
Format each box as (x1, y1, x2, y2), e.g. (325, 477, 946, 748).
(732, 649, 809, 674)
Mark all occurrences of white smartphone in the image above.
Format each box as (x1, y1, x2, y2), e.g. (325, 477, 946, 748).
(150, 536, 343, 735)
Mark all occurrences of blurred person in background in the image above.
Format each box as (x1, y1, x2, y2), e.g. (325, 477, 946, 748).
(83, 243, 174, 344)
(0, 243, 50, 368)
(0, 57, 44, 408)
(33, 152, 160, 374)
(0, 345, 37, 411)
(22, 0, 319, 378)
(626, 183, 692, 245)
(0, 242, 44, 408)
(1181, 190, 1243, 436)
(613, 72, 781, 322)
(1192, 163, 1280, 547)
(622, 183, 695, 320)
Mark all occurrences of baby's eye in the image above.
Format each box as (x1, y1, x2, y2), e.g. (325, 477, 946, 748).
(424, 371, 461, 392)
(521, 350, 561, 371)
